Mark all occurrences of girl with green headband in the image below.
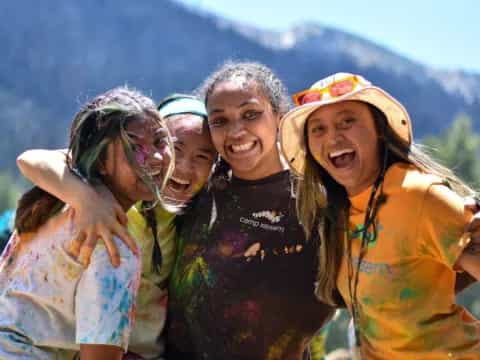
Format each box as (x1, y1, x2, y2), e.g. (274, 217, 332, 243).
(0, 86, 175, 359)
(14, 92, 216, 359)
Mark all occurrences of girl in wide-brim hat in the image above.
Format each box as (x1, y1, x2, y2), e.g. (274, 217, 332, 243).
(280, 72, 480, 359)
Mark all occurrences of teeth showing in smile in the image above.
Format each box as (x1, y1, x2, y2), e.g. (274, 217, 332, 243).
(166, 175, 191, 193)
(231, 142, 255, 153)
(170, 175, 189, 185)
(329, 149, 355, 159)
(328, 148, 356, 168)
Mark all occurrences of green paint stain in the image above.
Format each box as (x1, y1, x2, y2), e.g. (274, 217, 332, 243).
(349, 223, 380, 248)
(184, 256, 216, 288)
(171, 255, 216, 299)
(362, 296, 373, 305)
(363, 316, 379, 338)
(266, 329, 295, 360)
(399, 287, 418, 300)
(442, 235, 460, 264)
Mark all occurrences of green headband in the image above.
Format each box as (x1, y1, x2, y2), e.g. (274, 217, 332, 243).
(158, 94, 207, 119)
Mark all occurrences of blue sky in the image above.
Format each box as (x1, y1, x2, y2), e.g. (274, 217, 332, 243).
(178, 0, 479, 74)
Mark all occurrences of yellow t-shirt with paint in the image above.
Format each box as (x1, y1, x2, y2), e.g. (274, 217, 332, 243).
(337, 162, 480, 359)
(126, 203, 176, 358)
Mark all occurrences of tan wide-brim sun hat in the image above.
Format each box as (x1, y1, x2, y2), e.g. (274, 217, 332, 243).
(279, 73, 412, 176)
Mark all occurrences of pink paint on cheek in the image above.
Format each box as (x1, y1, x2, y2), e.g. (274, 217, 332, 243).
(133, 143, 152, 166)
(135, 151, 147, 166)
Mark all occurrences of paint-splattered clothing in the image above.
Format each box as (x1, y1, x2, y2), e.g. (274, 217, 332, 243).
(0, 207, 141, 359)
(125, 203, 176, 359)
(167, 170, 333, 359)
(337, 162, 480, 359)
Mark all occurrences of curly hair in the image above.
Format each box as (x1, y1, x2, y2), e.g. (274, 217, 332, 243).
(197, 61, 291, 117)
(196, 61, 290, 188)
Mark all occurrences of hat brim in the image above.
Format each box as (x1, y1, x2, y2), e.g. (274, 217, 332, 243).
(279, 86, 412, 176)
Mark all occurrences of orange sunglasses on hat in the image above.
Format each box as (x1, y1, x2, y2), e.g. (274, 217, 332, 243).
(280, 72, 412, 176)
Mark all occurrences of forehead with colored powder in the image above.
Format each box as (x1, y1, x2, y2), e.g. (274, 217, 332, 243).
(123, 114, 169, 167)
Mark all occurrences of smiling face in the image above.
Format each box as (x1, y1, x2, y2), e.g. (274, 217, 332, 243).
(306, 101, 382, 196)
(101, 116, 172, 210)
(162, 114, 216, 205)
(206, 79, 283, 180)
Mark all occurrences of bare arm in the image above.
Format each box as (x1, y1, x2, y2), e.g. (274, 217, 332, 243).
(80, 344, 123, 360)
(456, 251, 480, 281)
(16, 149, 137, 266)
(454, 198, 480, 291)
(456, 198, 480, 281)
(17, 149, 92, 211)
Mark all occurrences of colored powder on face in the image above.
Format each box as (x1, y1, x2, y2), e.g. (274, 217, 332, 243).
(135, 150, 147, 166)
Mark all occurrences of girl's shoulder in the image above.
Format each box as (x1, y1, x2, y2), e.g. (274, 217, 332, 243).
(385, 163, 465, 218)
(385, 162, 445, 197)
(128, 202, 175, 225)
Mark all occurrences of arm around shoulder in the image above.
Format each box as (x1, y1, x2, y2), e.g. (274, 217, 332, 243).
(17, 148, 135, 266)
(16, 148, 94, 209)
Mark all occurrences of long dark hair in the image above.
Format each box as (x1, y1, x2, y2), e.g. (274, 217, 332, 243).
(15, 87, 173, 237)
(297, 103, 475, 305)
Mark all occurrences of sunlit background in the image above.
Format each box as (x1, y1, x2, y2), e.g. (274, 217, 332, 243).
(1, 1, 479, 355)
(179, 0, 479, 72)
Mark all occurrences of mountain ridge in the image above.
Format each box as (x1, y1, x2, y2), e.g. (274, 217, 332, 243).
(0, 0, 478, 173)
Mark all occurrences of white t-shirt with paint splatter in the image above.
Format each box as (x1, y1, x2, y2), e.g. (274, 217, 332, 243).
(0, 207, 141, 360)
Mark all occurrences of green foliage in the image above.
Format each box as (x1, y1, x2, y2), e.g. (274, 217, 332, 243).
(423, 113, 480, 188)
(0, 171, 22, 212)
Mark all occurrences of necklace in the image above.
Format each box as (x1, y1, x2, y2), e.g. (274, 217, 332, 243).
(346, 160, 387, 353)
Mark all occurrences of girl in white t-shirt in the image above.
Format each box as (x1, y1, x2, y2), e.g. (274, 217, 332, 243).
(0, 87, 174, 360)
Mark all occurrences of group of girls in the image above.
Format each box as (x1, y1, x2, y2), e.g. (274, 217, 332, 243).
(0, 61, 479, 360)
